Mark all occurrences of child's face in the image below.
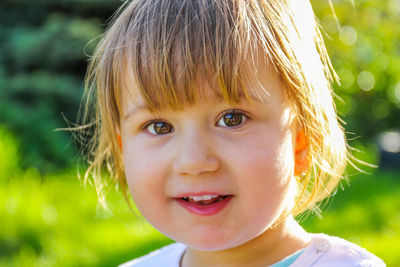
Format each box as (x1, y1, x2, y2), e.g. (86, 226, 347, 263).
(120, 62, 299, 251)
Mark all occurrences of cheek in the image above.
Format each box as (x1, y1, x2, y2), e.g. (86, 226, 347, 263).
(223, 128, 296, 212)
(226, 128, 295, 181)
(123, 138, 169, 178)
(122, 140, 169, 206)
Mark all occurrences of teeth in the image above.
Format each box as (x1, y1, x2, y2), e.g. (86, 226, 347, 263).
(188, 195, 218, 201)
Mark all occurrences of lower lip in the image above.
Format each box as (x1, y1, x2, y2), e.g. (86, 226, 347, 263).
(175, 196, 233, 216)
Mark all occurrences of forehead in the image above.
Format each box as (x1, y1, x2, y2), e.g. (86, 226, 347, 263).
(120, 56, 286, 115)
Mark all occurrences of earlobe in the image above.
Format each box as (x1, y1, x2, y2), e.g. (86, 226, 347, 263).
(294, 129, 309, 176)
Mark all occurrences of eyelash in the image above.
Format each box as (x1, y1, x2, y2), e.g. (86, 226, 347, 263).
(140, 109, 250, 135)
(140, 119, 173, 135)
(216, 109, 249, 128)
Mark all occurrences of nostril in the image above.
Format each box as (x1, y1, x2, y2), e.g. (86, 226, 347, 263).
(173, 149, 220, 175)
(173, 156, 220, 175)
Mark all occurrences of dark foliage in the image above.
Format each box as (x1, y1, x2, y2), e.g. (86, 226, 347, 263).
(0, 0, 121, 172)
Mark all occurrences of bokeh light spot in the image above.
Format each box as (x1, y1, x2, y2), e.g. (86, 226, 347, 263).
(42, 205, 58, 226)
(340, 26, 358, 45)
(388, 0, 400, 17)
(379, 131, 400, 153)
(357, 71, 375, 91)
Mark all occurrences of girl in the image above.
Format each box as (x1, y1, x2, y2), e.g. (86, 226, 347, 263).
(81, 0, 385, 266)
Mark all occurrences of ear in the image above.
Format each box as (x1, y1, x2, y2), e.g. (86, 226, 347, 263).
(116, 132, 123, 152)
(294, 129, 309, 176)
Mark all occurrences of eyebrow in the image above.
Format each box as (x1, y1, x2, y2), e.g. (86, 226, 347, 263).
(123, 105, 149, 121)
(123, 91, 270, 121)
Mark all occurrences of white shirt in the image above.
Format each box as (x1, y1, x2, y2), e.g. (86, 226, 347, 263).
(120, 234, 385, 267)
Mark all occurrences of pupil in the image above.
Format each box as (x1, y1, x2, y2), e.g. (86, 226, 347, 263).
(154, 122, 171, 134)
(224, 113, 242, 127)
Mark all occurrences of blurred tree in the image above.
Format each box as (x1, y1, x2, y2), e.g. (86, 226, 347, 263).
(312, 0, 400, 140)
(0, 0, 121, 172)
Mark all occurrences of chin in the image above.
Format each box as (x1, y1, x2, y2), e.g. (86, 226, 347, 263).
(174, 230, 244, 252)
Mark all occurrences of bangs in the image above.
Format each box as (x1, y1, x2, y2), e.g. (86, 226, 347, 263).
(110, 0, 259, 113)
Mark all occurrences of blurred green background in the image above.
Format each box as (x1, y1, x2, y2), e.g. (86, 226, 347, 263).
(0, 0, 399, 266)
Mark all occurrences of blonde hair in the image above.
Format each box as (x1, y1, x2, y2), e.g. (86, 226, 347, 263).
(81, 0, 348, 215)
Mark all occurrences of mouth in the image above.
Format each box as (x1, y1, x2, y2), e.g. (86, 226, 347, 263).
(174, 194, 233, 216)
(181, 195, 230, 205)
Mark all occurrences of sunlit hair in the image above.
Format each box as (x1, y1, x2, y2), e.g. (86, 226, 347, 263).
(81, 0, 348, 215)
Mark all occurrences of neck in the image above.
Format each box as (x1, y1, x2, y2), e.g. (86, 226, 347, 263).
(181, 216, 310, 267)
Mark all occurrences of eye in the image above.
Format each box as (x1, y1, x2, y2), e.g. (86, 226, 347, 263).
(216, 110, 248, 128)
(144, 121, 174, 135)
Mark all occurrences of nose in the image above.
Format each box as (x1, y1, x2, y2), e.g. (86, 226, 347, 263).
(172, 127, 220, 176)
